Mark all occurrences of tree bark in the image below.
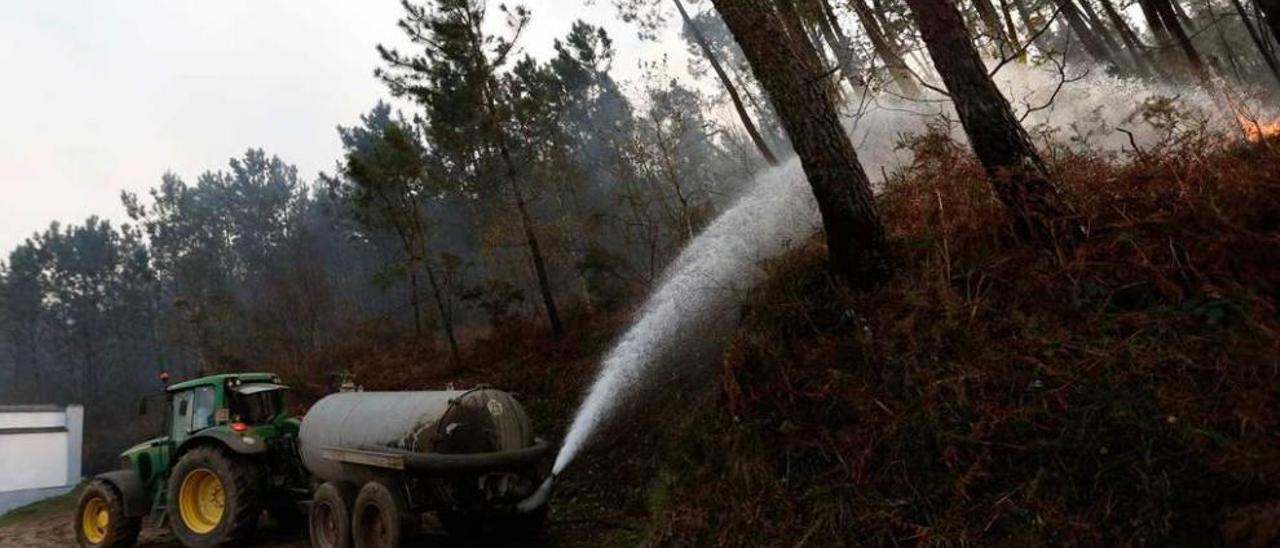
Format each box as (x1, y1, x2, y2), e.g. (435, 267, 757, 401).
(1140, 0, 1213, 83)
(1076, 0, 1130, 62)
(998, 0, 1023, 50)
(503, 147, 565, 339)
(1055, 0, 1128, 74)
(1259, 0, 1280, 46)
(1099, 0, 1164, 78)
(974, 0, 1017, 53)
(1012, 0, 1039, 38)
(673, 0, 780, 166)
(904, 0, 1081, 244)
(408, 268, 424, 336)
(421, 258, 461, 367)
(462, 12, 564, 340)
(1231, 0, 1280, 84)
(712, 0, 892, 288)
(817, 0, 865, 90)
(849, 0, 924, 97)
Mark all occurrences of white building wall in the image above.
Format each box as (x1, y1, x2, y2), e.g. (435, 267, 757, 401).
(0, 431, 67, 491)
(0, 405, 83, 515)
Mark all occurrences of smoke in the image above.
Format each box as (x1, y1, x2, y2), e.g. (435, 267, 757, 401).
(551, 61, 1253, 475)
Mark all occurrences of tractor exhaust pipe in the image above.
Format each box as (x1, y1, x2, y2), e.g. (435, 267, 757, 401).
(516, 475, 556, 513)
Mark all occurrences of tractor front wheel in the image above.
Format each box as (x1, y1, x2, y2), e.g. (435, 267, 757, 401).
(74, 480, 140, 548)
(167, 446, 263, 547)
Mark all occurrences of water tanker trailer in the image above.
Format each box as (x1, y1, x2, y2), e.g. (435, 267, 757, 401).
(74, 373, 551, 548)
(299, 387, 552, 548)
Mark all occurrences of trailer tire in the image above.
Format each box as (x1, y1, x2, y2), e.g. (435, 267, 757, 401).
(352, 481, 414, 548)
(309, 482, 357, 548)
(74, 479, 141, 548)
(167, 445, 263, 547)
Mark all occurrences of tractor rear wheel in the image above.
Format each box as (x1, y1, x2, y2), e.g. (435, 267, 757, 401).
(351, 481, 414, 548)
(167, 445, 263, 547)
(74, 480, 141, 548)
(309, 482, 357, 548)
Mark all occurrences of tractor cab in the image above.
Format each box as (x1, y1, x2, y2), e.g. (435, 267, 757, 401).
(76, 372, 304, 548)
(163, 373, 290, 445)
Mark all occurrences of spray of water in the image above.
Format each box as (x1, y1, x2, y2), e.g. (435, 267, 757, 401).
(554, 157, 816, 474)
(550, 62, 1254, 477)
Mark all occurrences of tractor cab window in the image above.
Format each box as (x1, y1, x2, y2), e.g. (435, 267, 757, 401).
(230, 388, 281, 425)
(191, 386, 216, 431)
(171, 391, 192, 438)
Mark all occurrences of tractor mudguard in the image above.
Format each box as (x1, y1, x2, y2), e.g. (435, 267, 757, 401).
(180, 429, 269, 456)
(95, 469, 149, 518)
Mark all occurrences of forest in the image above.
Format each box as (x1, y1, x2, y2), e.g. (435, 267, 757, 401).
(1, 0, 1278, 544)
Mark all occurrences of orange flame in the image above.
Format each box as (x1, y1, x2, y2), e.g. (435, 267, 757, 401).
(1238, 115, 1280, 142)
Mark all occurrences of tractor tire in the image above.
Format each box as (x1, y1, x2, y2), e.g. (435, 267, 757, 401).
(74, 479, 141, 548)
(309, 482, 357, 548)
(351, 481, 415, 548)
(167, 445, 263, 547)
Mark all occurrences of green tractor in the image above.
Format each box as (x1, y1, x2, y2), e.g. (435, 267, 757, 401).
(74, 373, 307, 548)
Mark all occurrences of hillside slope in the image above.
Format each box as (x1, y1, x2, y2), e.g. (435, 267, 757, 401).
(641, 134, 1280, 546)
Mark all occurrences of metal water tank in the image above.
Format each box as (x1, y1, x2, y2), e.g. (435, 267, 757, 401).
(298, 388, 535, 482)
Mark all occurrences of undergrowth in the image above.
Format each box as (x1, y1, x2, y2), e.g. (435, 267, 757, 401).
(648, 131, 1279, 546)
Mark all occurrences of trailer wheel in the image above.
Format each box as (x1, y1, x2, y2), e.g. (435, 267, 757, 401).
(309, 482, 356, 548)
(167, 445, 263, 547)
(74, 480, 141, 548)
(351, 481, 414, 548)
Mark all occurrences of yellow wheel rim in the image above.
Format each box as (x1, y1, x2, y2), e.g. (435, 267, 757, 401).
(178, 469, 225, 534)
(81, 496, 109, 544)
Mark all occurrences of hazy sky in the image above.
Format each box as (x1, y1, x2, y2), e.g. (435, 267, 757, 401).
(0, 1, 688, 254)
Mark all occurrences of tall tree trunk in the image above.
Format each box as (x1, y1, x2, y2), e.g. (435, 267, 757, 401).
(712, 0, 892, 288)
(1056, 0, 1128, 74)
(1012, 0, 1039, 38)
(1157, 0, 1213, 83)
(974, 0, 1017, 53)
(849, 0, 924, 97)
(421, 258, 461, 367)
(1076, 0, 1130, 61)
(999, 0, 1023, 50)
(674, 0, 780, 166)
(505, 155, 564, 339)
(465, 14, 564, 340)
(1099, 0, 1164, 78)
(1198, 0, 1242, 81)
(1231, 0, 1280, 84)
(817, 0, 865, 90)
(1140, 0, 1213, 83)
(484, 94, 564, 339)
(904, 0, 1081, 243)
(1171, 0, 1196, 28)
(407, 264, 424, 336)
(1258, 0, 1280, 45)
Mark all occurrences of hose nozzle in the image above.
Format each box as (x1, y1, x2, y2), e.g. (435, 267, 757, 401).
(516, 475, 556, 513)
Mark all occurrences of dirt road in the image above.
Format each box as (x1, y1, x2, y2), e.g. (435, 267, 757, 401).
(0, 497, 637, 547)
(0, 512, 305, 548)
